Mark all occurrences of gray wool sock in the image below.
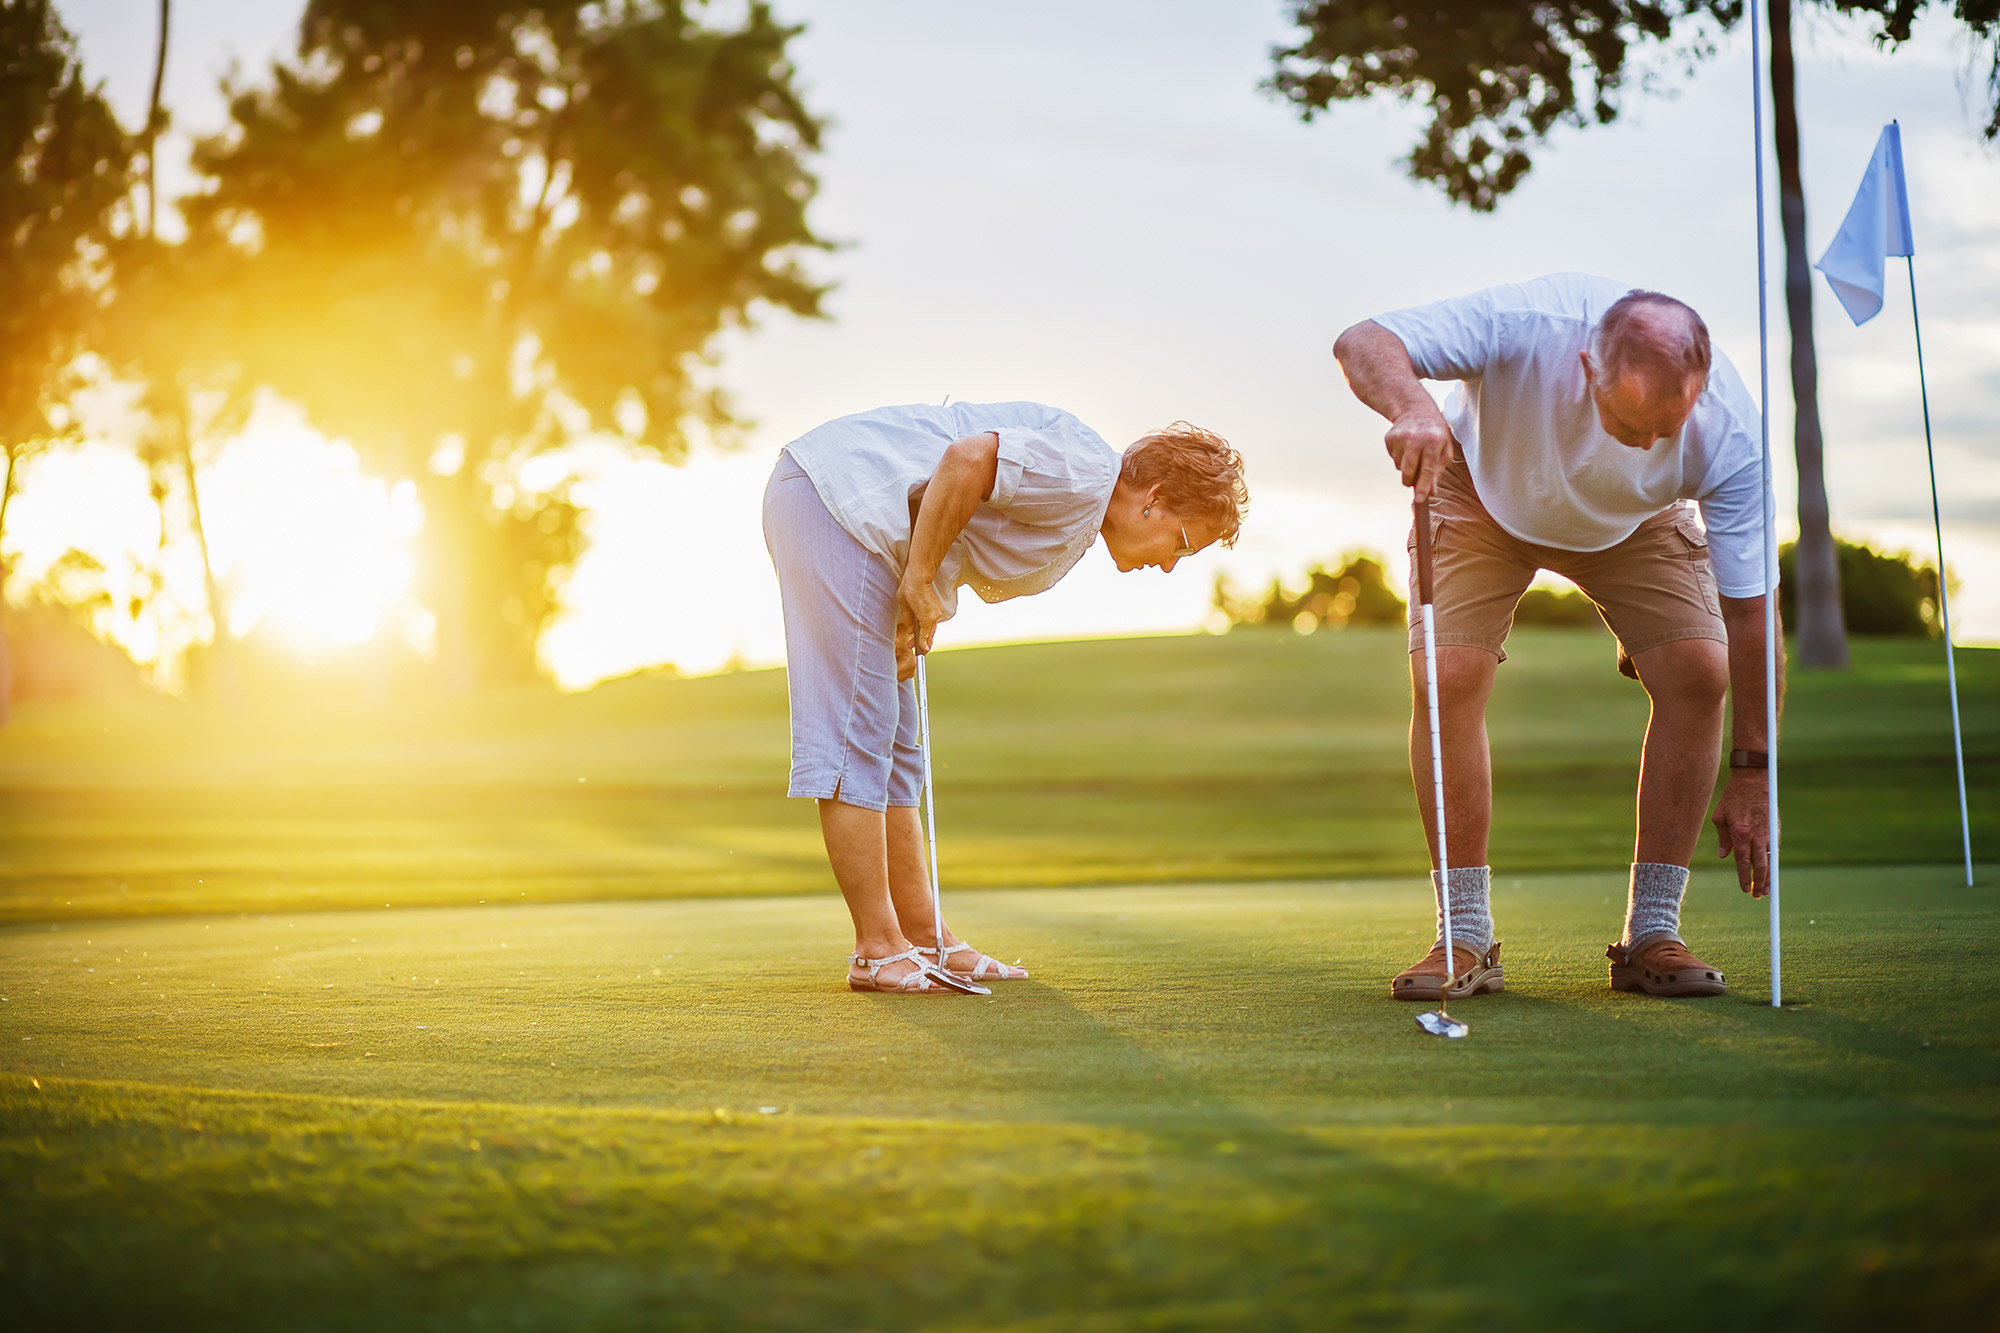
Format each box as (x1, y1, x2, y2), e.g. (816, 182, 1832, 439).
(1432, 865, 1494, 955)
(1622, 862, 1691, 948)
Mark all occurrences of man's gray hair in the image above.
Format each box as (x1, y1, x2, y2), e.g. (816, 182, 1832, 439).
(1588, 290, 1712, 394)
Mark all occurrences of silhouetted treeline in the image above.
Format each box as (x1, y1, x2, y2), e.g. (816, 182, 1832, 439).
(0, 0, 828, 712)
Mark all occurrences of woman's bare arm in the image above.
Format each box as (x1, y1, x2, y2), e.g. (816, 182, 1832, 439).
(897, 432, 1000, 672)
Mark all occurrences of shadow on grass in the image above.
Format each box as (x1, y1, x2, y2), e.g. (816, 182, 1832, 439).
(792, 971, 2000, 1329)
(7, 876, 2000, 1329)
(908, 888, 2000, 1125)
(6, 986, 1999, 1329)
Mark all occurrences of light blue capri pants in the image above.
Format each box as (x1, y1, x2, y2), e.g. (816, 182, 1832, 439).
(762, 451, 924, 812)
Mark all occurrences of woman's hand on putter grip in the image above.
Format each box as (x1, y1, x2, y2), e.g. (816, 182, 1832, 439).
(895, 575, 945, 681)
(1712, 771, 1774, 897)
(1386, 407, 1457, 502)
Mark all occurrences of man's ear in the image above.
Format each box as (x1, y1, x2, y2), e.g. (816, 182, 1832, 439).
(1578, 348, 1596, 387)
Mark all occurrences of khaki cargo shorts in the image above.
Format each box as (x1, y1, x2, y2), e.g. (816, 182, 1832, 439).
(1407, 460, 1726, 679)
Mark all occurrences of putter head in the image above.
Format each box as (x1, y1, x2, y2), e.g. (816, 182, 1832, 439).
(1415, 1009, 1469, 1039)
(924, 965, 992, 996)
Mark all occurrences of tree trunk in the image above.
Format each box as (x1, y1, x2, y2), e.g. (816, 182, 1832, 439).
(1768, 0, 1848, 667)
(144, 0, 169, 239)
(417, 466, 485, 696)
(175, 404, 236, 702)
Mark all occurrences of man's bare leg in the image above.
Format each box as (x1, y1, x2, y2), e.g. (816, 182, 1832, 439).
(1391, 643, 1506, 999)
(1409, 644, 1499, 867)
(1629, 639, 1730, 866)
(817, 798, 923, 985)
(1613, 639, 1731, 989)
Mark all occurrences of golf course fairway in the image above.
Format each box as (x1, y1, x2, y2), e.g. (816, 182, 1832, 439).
(4, 632, 1993, 923)
(5, 630, 1995, 1326)
(5, 865, 1997, 1328)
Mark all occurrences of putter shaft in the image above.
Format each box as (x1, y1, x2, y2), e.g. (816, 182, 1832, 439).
(916, 655, 945, 967)
(1415, 498, 1458, 1011)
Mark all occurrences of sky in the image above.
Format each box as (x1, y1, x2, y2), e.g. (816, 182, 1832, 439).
(27, 0, 2000, 687)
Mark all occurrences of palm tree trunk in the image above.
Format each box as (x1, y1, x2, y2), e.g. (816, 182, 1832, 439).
(417, 465, 484, 696)
(175, 413, 235, 701)
(144, 0, 169, 239)
(1768, 0, 1848, 667)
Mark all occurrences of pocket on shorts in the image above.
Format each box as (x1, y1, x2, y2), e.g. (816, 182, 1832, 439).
(1406, 510, 1447, 618)
(1404, 509, 1447, 553)
(1671, 512, 1723, 616)
(1671, 510, 1709, 557)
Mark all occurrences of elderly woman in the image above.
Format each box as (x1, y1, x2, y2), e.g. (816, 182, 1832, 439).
(763, 401, 1248, 994)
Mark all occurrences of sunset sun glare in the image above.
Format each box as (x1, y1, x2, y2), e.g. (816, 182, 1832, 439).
(12, 398, 428, 682)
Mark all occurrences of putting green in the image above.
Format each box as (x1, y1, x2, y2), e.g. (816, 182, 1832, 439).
(6, 865, 1996, 1327)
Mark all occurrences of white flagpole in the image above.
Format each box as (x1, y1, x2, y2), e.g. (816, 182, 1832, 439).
(1750, 0, 1783, 1007)
(1904, 254, 1975, 886)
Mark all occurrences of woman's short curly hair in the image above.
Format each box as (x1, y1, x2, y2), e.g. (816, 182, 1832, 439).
(1120, 422, 1248, 547)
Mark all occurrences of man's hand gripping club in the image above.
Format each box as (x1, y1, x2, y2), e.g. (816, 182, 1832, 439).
(1333, 320, 1457, 501)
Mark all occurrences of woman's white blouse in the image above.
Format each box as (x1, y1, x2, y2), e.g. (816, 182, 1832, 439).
(782, 400, 1120, 619)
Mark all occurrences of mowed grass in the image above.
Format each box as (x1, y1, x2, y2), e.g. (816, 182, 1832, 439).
(5, 865, 1999, 1328)
(2, 630, 1996, 1326)
(1, 630, 1994, 922)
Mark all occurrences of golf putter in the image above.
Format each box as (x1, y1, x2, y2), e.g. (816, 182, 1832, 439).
(1412, 497, 1469, 1039)
(914, 654, 991, 997)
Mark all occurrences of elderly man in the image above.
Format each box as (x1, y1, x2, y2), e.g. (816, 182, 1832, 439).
(1334, 273, 1777, 1001)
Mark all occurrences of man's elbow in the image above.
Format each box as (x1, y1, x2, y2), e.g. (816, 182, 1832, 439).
(1332, 320, 1380, 366)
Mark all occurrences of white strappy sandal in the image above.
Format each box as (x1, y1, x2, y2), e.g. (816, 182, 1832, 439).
(848, 948, 991, 995)
(915, 942, 1029, 982)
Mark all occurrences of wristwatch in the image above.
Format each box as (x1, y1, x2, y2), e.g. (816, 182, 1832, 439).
(1729, 749, 1769, 770)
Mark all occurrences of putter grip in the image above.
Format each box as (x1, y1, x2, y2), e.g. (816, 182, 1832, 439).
(1413, 498, 1435, 607)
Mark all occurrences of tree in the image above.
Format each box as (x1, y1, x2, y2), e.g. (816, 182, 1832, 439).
(1214, 551, 1407, 630)
(141, 0, 167, 237)
(108, 253, 249, 697)
(1779, 536, 1947, 635)
(186, 0, 827, 688)
(96, 0, 246, 699)
(1268, 0, 2000, 667)
(102, 237, 255, 696)
(5, 547, 146, 704)
(0, 0, 133, 722)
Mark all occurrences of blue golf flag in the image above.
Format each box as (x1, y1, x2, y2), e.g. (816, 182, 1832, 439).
(1814, 122, 1915, 325)
(1811, 120, 1975, 884)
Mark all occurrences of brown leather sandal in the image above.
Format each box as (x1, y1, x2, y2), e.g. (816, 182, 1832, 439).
(1391, 941, 1503, 1001)
(1607, 937, 1727, 997)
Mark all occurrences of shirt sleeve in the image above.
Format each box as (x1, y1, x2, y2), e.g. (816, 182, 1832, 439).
(1698, 459, 1780, 598)
(1370, 287, 1501, 381)
(987, 421, 1118, 527)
